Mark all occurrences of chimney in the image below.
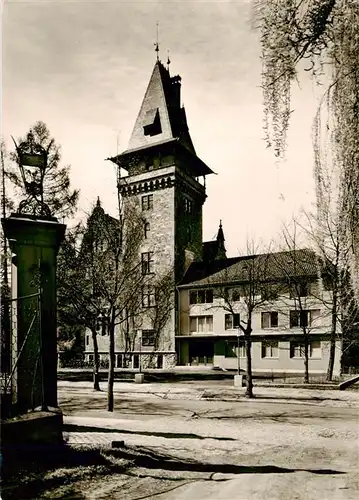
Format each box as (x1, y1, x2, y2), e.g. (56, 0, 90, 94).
(170, 75, 181, 109)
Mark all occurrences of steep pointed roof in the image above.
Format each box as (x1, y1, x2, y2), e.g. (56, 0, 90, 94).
(127, 60, 195, 153)
(108, 59, 214, 177)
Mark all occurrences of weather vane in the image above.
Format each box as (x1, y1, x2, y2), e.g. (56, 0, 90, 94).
(167, 49, 171, 70)
(154, 22, 159, 60)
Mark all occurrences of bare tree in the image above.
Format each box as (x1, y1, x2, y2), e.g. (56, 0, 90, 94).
(300, 211, 358, 379)
(271, 225, 324, 383)
(144, 269, 175, 367)
(57, 222, 103, 390)
(1, 139, 14, 375)
(208, 241, 275, 398)
(80, 198, 147, 411)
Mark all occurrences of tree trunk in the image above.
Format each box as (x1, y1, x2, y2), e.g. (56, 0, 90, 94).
(107, 317, 115, 412)
(244, 333, 254, 398)
(91, 328, 100, 391)
(303, 332, 309, 384)
(326, 288, 338, 381)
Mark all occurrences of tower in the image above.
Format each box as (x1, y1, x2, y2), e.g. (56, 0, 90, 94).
(110, 59, 213, 281)
(108, 59, 213, 366)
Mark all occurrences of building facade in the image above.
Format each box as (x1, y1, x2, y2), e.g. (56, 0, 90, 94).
(83, 57, 341, 376)
(177, 251, 341, 376)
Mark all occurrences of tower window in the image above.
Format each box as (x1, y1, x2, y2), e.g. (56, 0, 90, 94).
(144, 222, 150, 239)
(184, 198, 193, 214)
(143, 108, 162, 136)
(187, 226, 192, 243)
(141, 252, 154, 275)
(142, 285, 156, 307)
(142, 194, 153, 211)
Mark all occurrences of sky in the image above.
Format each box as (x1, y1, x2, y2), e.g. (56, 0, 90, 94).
(2, 0, 321, 256)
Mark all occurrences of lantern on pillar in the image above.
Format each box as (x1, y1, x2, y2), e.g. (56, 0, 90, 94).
(11, 131, 51, 218)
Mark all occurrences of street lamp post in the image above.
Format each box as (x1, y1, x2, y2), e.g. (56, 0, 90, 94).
(135, 330, 144, 384)
(237, 328, 241, 376)
(234, 328, 243, 388)
(138, 330, 142, 373)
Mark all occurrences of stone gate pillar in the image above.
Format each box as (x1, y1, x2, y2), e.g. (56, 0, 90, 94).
(2, 214, 65, 413)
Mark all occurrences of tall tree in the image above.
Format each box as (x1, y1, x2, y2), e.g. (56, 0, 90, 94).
(59, 198, 147, 410)
(144, 269, 175, 366)
(8, 121, 79, 219)
(256, 0, 359, 301)
(208, 242, 275, 398)
(57, 222, 103, 390)
(272, 226, 324, 383)
(1, 139, 14, 374)
(301, 211, 358, 379)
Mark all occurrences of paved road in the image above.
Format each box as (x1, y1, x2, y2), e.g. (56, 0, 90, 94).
(54, 381, 359, 499)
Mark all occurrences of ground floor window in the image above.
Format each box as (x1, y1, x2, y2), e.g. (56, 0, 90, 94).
(225, 341, 245, 358)
(116, 354, 123, 368)
(290, 340, 322, 359)
(261, 341, 279, 358)
(157, 354, 163, 369)
(189, 340, 214, 365)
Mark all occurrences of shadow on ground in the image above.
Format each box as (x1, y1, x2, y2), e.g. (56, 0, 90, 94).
(1, 441, 346, 499)
(63, 423, 236, 441)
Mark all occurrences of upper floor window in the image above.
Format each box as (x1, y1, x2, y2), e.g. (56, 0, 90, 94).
(261, 286, 279, 301)
(142, 285, 156, 307)
(189, 289, 213, 304)
(289, 282, 309, 299)
(142, 329, 155, 346)
(144, 221, 150, 239)
(190, 315, 213, 333)
(141, 252, 154, 275)
(261, 341, 279, 358)
(225, 313, 240, 330)
(232, 289, 241, 302)
(289, 309, 320, 328)
(184, 198, 193, 214)
(261, 311, 278, 328)
(142, 194, 153, 211)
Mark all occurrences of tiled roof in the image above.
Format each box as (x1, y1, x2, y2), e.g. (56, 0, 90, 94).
(179, 249, 321, 288)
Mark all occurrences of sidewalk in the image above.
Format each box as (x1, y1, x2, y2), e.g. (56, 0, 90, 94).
(58, 380, 359, 407)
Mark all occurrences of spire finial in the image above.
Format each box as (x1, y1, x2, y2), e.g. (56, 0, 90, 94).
(219, 219, 222, 228)
(96, 196, 101, 207)
(154, 22, 159, 60)
(167, 49, 171, 71)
